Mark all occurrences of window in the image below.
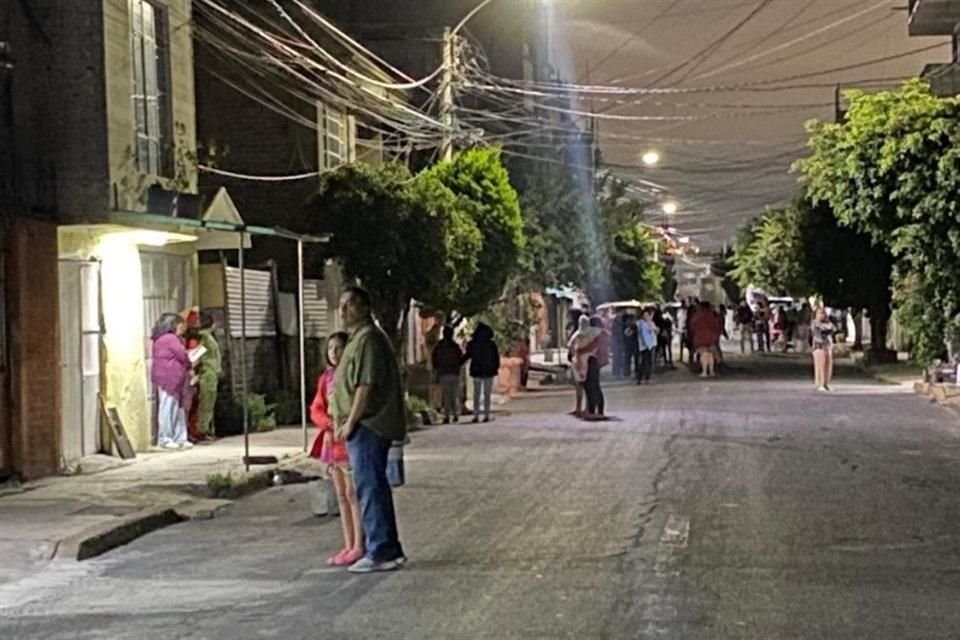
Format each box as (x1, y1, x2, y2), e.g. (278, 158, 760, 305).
(319, 104, 354, 169)
(130, 0, 172, 176)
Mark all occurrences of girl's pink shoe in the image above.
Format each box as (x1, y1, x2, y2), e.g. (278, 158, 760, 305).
(341, 548, 364, 565)
(327, 548, 351, 566)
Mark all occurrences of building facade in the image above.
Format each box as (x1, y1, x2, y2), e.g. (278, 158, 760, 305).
(908, 0, 960, 96)
(2, 0, 203, 479)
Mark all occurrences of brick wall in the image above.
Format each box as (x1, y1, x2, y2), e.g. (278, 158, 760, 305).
(5, 219, 60, 479)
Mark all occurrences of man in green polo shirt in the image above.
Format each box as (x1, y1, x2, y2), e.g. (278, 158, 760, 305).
(331, 286, 407, 573)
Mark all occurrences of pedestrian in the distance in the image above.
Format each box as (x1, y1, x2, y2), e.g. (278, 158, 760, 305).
(195, 312, 221, 441)
(611, 312, 625, 378)
(309, 331, 363, 567)
(331, 287, 406, 573)
(735, 300, 754, 354)
(691, 301, 721, 377)
(567, 315, 599, 416)
(431, 325, 464, 424)
(582, 316, 608, 417)
(636, 307, 657, 385)
(464, 322, 500, 423)
(623, 312, 639, 379)
(151, 313, 192, 450)
(811, 307, 836, 392)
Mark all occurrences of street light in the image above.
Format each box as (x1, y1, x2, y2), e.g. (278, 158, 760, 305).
(662, 201, 678, 215)
(641, 150, 660, 167)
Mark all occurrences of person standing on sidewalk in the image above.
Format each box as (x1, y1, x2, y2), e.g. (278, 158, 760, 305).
(331, 287, 406, 573)
(151, 313, 192, 450)
(811, 307, 836, 392)
(691, 301, 721, 377)
(195, 312, 222, 441)
(431, 325, 464, 424)
(310, 331, 364, 567)
(464, 323, 500, 423)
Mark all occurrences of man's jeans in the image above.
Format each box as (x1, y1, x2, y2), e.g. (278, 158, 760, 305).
(346, 425, 404, 563)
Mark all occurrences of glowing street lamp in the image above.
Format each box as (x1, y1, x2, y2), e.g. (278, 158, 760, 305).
(661, 201, 678, 215)
(641, 150, 660, 167)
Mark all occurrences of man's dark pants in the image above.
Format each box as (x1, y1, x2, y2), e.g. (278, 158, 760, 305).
(347, 424, 404, 562)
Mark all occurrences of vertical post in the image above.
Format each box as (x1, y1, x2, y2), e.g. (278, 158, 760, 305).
(440, 27, 455, 161)
(297, 240, 307, 453)
(239, 234, 249, 471)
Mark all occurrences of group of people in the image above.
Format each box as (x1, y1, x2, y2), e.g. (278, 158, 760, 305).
(308, 287, 408, 573)
(150, 310, 221, 450)
(430, 323, 501, 424)
(735, 299, 816, 354)
(610, 307, 674, 382)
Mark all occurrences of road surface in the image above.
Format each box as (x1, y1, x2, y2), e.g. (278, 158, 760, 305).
(2, 356, 958, 639)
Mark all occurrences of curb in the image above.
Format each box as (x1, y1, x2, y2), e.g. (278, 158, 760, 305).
(53, 460, 314, 562)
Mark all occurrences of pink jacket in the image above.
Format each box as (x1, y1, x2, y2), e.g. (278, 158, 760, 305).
(151, 333, 190, 406)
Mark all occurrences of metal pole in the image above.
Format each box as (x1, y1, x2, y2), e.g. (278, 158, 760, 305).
(297, 240, 307, 453)
(239, 233, 249, 471)
(440, 27, 454, 161)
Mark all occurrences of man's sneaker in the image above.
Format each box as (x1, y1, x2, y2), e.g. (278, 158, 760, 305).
(180, 441, 194, 449)
(347, 557, 400, 573)
(394, 555, 408, 567)
(162, 442, 180, 450)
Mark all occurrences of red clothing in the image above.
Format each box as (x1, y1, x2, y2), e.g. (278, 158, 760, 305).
(690, 310, 721, 349)
(309, 368, 348, 465)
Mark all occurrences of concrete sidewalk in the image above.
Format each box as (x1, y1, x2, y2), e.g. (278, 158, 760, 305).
(0, 428, 313, 584)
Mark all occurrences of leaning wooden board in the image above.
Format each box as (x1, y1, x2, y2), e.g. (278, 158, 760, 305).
(99, 394, 136, 459)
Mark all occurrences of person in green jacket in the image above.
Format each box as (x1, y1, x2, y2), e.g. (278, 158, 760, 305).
(196, 312, 222, 438)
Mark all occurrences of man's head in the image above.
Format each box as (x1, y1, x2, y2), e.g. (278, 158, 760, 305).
(442, 325, 454, 341)
(200, 312, 216, 331)
(340, 286, 373, 329)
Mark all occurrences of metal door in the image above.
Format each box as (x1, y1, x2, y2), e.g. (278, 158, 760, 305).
(59, 260, 102, 462)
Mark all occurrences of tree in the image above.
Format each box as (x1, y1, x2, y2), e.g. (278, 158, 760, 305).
(305, 163, 477, 347)
(796, 80, 960, 363)
(729, 206, 810, 296)
(798, 199, 893, 353)
(422, 147, 525, 318)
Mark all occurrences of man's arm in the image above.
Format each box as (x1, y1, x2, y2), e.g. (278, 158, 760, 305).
(341, 384, 372, 440)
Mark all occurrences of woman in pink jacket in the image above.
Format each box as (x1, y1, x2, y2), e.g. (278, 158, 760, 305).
(151, 313, 191, 449)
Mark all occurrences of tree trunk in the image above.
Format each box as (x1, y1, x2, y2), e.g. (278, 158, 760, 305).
(868, 307, 897, 363)
(852, 310, 864, 352)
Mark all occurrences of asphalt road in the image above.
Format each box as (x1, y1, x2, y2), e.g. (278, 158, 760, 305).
(2, 357, 959, 639)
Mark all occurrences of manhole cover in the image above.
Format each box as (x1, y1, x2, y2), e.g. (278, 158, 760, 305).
(69, 505, 139, 517)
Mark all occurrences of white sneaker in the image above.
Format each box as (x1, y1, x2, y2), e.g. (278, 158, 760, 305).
(347, 557, 400, 573)
(162, 442, 180, 450)
(180, 441, 194, 449)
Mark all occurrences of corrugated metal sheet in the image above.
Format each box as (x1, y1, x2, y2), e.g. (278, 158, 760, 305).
(302, 279, 328, 338)
(225, 266, 275, 337)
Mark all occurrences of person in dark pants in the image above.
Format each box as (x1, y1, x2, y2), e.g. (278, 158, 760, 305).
(331, 287, 407, 573)
(611, 313, 625, 378)
(623, 313, 639, 379)
(583, 316, 608, 416)
(637, 308, 657, 384)
(431, 325, 464, 424)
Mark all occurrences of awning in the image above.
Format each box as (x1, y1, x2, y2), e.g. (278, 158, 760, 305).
(104, 209, 327, 245)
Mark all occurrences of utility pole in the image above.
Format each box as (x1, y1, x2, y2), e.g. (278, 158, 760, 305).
(440, 27, 455, 161)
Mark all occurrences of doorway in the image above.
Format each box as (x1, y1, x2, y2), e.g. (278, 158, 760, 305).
(58, 259, 102, 462)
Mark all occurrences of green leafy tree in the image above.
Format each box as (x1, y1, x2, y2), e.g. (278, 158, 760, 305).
(729, 206, 810, 296)
(798, 199, 893, 353)
(305, 163, 463, 347)
(796, 80, 960, 363)
(423, 147, 525, 318)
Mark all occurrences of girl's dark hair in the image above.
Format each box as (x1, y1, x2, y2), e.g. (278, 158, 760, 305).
(152, 313, 184, 340)
(326, 331, 349, 367)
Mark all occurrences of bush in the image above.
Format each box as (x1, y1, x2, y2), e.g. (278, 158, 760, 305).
(214, 393, 276, 434)
(272, 389, 304, 426)
(206, 471, 235, 497)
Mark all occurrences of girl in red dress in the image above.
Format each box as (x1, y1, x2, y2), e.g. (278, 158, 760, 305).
(309, 332, 363, 566)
